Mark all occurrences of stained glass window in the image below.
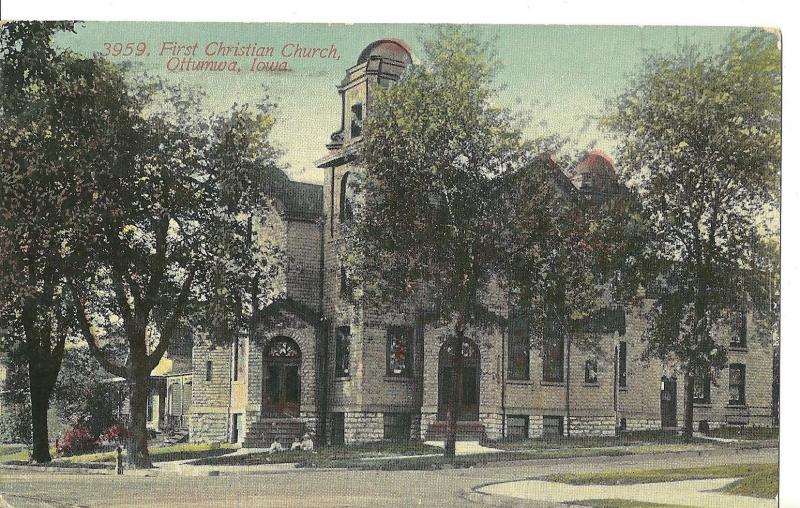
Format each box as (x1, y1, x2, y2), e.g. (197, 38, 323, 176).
(268, 338, 300, 358)
(387, 326, 414, 376)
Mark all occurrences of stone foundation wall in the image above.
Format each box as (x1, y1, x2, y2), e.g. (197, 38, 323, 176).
(421, 412, 437, 440)
(189, 412, 228, 443)
(344, 412, 384, 443)
(623, 418, 662, 431)
(566, 416, 616, 437)
(301, 411, 319, 436)
(481, 413, 503, 440)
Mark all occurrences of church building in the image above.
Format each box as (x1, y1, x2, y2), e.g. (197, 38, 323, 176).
(184, 39, 776, 446)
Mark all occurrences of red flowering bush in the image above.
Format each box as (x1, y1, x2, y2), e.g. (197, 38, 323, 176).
(100, 424, 128, 444)
(57, 426, 98, 456)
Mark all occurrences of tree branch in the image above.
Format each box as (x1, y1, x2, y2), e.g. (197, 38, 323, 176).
(147, 266, 195, 371)
(70, 285, 127, 378)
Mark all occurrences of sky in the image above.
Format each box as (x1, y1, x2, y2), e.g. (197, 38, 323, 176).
(55, 23, 742, 185)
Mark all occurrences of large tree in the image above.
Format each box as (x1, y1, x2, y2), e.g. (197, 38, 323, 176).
(0, 21, 127, 463)
(345, 27, 534, 457)
(71, 92, 284, 468)
(604, 29, 780, 440)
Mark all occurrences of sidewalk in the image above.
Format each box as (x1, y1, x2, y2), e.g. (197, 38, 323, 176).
(478, 477, 777, 508)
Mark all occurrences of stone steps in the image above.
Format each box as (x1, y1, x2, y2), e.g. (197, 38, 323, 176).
(243, 418, 306, 448)
(425, 421, 485, 441)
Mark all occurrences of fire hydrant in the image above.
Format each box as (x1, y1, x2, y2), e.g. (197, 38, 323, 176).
(116, 445, 124, 475)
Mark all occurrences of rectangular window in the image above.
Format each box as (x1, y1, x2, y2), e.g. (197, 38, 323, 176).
(231, 413, 242, 443)
(585, 358, 598, 384)
(693, 367, 711, 404)
(731, 310, 747, 348)
(383, 412, 411, 442)
(506, 415, 529, 439)
(618, 341, 627, 388)
(232, 338, 240, 381)
(350, 103, 363, 138)
(335, 326, 351, 377)
(508, 322, 530, 380)
(543, 415, 564, 437)
(386, 326, 414, 376)
(729, 364, 746, 405)
(331, 412, 345, 446)
(542, 334, 564, 382)
(205, 360, 213, 382)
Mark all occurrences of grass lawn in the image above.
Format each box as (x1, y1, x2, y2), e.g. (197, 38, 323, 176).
(575, 500, 698, 508)
(57, 442, 238, 465)
(545, 462, 778, 499)
(486, 430, 711, 452)
(705, 426, 779, 441)
(193, 441, 635, 469)
(719, 464, 778, 498)
(191, 441, 442, 466)
(0, 444, 29, 463)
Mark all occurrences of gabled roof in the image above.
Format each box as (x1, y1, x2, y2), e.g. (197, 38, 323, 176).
(257, 166, 323, 221)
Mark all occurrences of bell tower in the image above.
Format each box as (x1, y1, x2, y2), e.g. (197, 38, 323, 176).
(324, 39, 413, 151)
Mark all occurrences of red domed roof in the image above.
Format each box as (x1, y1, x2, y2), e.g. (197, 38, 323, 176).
(576, 149, 615, 177)
(575, 150, 620, 193)
(357, 39, 413, 65)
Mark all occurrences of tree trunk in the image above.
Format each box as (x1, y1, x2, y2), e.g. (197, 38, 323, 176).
(126, 374, 153, 468)
(683, 370, 694, 443)
(29, 370, 52, 463)
(444, 332, 463, 459)
(565, 332, 572, 438)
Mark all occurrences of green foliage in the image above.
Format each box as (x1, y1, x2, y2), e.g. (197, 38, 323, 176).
(52, 345, 122, 438)
(347, 27, 530, 331)
(603, 29, 781, 373)
(0, 400, 32, 444)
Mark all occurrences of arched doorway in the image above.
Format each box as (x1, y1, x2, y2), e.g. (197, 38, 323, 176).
(262, 337, 301, 418)
(437, 339, 480, 421)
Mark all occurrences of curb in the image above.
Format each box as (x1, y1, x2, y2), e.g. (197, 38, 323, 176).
(0, 464, 113, 475)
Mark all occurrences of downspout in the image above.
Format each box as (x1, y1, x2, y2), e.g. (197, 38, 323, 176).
(227, 343, 234, 443)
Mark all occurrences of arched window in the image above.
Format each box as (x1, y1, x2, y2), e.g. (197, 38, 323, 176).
(340, 172, 355, 223)
(267, 337, 301, 358)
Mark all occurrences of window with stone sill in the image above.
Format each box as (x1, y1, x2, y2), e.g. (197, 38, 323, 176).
(383, 412, 411, 442)
(542, 334, 564, 383)
(386, 326, 414, 377)
(729, 363, 746, 406)
(543, 415, 563, 437)
(335, 325, 351, 377)
(693, 367, 711, 404)
(618, 341, 628, 388)
(584, 358, 598, 384)
(730, 309, 747, 349)
(508, 326, 530, 381)
(506, 415, 529, 439)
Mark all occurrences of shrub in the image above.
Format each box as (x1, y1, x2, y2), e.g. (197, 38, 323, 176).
(0, 400, 32, 444)
(99, 424, 127, 444)
(57, 426, 98, 456)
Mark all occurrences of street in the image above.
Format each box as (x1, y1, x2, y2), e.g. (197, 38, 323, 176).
(0, 447, 777, 507)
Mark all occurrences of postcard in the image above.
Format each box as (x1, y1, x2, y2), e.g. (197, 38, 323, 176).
(0, 21, 780, 507)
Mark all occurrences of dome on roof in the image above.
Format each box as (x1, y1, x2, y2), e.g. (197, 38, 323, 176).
(576, 149, 615, 177)
(357, 39, 413, 65)
(575, 150, 619, 193)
